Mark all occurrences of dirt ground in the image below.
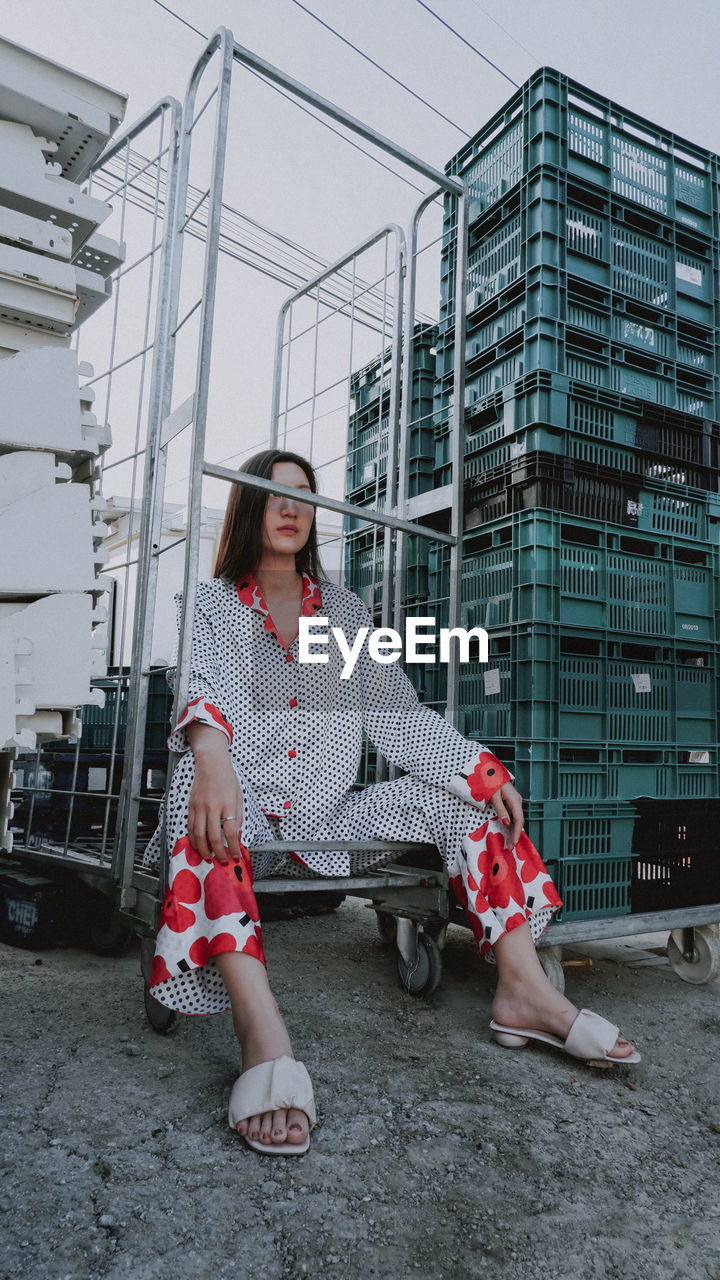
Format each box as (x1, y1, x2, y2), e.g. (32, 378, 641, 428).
(2, 897, 720, 1280)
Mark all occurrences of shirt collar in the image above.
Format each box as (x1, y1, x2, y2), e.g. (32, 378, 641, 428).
(236, 570, 323, 633)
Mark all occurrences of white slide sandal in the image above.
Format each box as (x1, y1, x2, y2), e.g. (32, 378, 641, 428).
(227, 1056, 317, 1154)
(490, 1008, 641, 1065)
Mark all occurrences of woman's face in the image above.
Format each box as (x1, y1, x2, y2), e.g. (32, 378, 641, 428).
(261, 460, 315, 559)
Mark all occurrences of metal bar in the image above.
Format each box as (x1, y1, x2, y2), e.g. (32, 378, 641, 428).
(83, 342, 155, 386)
(253, 875, 441, 892)
(229, 38, 464, 194)
(270, 224, 405, 445)
(444, 186, 468, 729)
(114, 240, 163, 284)
(179, 184, 210, 233)
(541, 906, 720, 947)
(394, 188, 442, 641)
(171, 29, 235, 824)
(250, 841, 438, 854)
(381, 231, 404, 632)
(110, 99, 184, 901)
(202, 464, 457, 545)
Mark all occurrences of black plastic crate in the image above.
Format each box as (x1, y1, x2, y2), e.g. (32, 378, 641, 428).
(12, 749, 167, 845)
(463, 449, 720, 538)
(0, 869, 77, 949)
(631, 799, 720, 912)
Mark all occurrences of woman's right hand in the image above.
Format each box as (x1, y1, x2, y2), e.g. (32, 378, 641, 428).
(186, 723, 243, 864)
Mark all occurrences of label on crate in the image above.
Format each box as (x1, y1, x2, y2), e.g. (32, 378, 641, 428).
(631, 672, 652, 693)
(676, 260, 703, 288)
(483, 668, 501, 695)
(5, 897, 39, 936)
(623, 495, 644, 526)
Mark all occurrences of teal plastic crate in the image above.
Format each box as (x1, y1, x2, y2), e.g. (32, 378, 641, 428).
(459, 265, 719, 395)
(446, 67, 719, 239)
(545, 853, 636, 920)
(458, 623, 718, 747)
(446, 262, 720, 419)
(80, 669, 172, 751)
(454, 168, 719, 326)
(525, 799, 636, 858)
(477, 737, 719, 803)
(431, 508, 720, 642)
(433, 370, 720, 488)
(346, 324, 437, 498)
(343, 527, 430, 614)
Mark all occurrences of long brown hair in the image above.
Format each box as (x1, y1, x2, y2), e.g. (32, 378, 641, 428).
(213, 449, 326, 582)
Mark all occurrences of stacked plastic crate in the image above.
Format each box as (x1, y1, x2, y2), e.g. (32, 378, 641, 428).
(344, 324, 437, 625)
(432, 67, 720, 921)
(0, 36, 126, 853)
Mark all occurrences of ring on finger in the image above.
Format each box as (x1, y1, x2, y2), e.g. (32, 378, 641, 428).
(220, 815, 236, 825)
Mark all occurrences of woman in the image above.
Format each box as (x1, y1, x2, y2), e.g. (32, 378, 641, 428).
(143, 449, 639, 1156)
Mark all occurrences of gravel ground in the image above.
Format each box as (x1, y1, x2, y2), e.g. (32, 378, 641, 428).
(2, 898, 720, 1280)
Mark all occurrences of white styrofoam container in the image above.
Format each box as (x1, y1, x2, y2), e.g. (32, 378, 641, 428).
(0, 632, 34, 751)
(0, 749, 17, 852)
(0, 318, 71, 357)
(0, 204, 73, 260)
(0, 452, 110, 595)
(73, 231, 126, 279)
(0, 594, 106, 709)
(0, 241, 78, 332)
(0, 35, 126, 183)
(15, 708, 78, 743)
(73, 263, 111, 328)
(0, 347, 110, 459)
(0, 129, 113, 255)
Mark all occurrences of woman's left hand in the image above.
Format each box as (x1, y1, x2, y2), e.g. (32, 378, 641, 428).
(490, 782, 525, 850)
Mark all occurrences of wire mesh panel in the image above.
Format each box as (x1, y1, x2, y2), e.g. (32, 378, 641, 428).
(117, 29, 468, 931)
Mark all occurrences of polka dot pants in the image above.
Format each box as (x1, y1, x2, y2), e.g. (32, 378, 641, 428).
(143, 754, 562, 1015)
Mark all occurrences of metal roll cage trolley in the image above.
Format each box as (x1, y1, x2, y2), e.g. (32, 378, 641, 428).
(12, 30, 720, 1028)
(106, 28, 471, 1026)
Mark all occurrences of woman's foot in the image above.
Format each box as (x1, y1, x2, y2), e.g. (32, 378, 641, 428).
(214, 951, 311, 1146)
(492, 980, 636, 1059)
(492, 924, 636, 1060)
(236, 1023, 309, 1147)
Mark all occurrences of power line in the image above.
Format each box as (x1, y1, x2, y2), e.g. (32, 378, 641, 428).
(243, 64, 425, 195)
(290, 0, 471, 137)
(95, 148, 432, 330)
(149, 0, 425, 194)
(414, 0, 519, 88)
(150, 0, 205, 38)
(465, 0, 539, 64)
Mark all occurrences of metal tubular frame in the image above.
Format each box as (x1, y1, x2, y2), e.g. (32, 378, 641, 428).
(135, 27, 469, 947)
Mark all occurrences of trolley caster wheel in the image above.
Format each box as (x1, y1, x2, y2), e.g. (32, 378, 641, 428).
(396, 931, 442, 997)
(667, 925, 720, 986)
(88, 913, 134, 956)
(144, 982, 181, 1034)
(539, 949, 565, 994)
(376, 911, 397, 945)
(422, 920, 448, 952)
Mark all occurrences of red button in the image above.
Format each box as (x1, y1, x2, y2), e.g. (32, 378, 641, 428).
(288, 749, 296, 758)
(289, 698, 298, 708)
(283, 801, 291, 810)
(285, 653, 293, 663)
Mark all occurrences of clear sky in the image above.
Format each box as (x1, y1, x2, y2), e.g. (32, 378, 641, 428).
(4, 0, 720, 518)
